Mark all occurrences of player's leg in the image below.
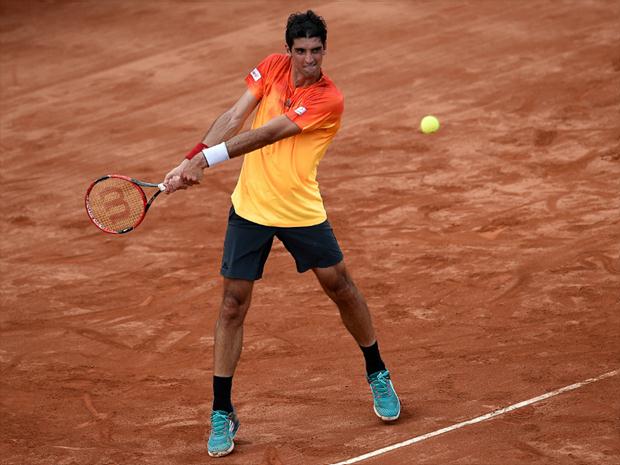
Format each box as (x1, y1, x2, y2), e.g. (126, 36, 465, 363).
(214, 277, 254, 382)
(277, 221, 401, 421)
(208, 207, 275, 457)
(312, 261, 375, 346)
(207, 278, 254, 457)
(215, 207, 274, 380)
(277, 222, 376, 347)
(313, 262, 401, 421)
(313, 262, 387, 377)
(208, 277, 252, 458)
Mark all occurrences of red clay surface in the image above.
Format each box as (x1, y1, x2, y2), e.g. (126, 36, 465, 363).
(1, 1, 619, 464)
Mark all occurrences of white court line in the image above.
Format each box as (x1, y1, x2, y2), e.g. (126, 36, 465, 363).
(329, 369, 618, 465)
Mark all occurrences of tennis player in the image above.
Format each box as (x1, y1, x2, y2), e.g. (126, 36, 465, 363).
(163, 10, 401, 458)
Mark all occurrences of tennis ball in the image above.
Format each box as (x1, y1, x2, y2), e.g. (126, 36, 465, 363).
(420, 115, 440, 134)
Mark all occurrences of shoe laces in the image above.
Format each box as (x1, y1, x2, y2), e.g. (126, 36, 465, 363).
(211, 411, 230, 435)
(369, 371, 391, 398)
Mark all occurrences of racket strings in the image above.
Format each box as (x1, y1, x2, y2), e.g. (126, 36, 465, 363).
(86, 178, 146, 232)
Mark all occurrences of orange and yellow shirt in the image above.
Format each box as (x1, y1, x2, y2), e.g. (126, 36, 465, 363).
(230, 54, 344, 227)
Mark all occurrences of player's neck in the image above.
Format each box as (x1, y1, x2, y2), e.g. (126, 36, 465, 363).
(291, 67, 322, 88)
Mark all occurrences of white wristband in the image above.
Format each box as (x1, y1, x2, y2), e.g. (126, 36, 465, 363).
(202, 142, 230, 167)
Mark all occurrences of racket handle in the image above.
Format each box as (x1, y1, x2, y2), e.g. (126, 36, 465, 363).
(157, 183, 166, 191)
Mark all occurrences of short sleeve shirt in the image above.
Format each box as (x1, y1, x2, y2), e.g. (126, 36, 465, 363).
(230, 54, 344, 227)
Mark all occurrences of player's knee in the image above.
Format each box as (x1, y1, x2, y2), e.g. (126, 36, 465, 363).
(219, 292, 249, 326)
(325, 272, 357, 304)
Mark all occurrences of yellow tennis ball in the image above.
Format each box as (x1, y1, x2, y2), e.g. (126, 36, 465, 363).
(420, 115, 440, 134)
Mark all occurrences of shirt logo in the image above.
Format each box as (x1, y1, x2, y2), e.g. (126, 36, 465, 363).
(250, 68, 261, 81)
(294, 106, 307, 115)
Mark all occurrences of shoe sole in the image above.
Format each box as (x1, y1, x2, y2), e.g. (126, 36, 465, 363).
(208, 440, 234, 457)
(374, 405, 400, 421)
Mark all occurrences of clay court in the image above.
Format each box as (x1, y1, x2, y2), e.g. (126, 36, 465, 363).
(1, 1, 619, 464)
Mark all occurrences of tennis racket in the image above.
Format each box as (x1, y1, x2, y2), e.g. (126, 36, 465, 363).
(85, 174, 166, 234)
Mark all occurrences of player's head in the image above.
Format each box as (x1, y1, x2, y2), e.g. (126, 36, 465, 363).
(285, 10, 327, 50)
(285, 11, 327, 80)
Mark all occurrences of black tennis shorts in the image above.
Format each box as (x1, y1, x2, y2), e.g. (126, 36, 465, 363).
(221, 207, 344, 280)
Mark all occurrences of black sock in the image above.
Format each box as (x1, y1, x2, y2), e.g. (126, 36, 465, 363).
(212, 376, 234, 413)
(360, 341, 386, 376)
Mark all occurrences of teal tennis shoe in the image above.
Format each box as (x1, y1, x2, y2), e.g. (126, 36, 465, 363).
(207, 410, 240, 457)
(367, 369, 401, 421)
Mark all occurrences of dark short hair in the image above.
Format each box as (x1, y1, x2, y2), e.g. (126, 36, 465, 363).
(285, 10, 327, 49)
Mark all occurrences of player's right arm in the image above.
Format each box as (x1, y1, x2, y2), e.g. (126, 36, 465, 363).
(163, 90, 259, 191)
(170, 113, 301, 191)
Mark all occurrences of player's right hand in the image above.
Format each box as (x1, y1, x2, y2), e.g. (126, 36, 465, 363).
(163, 160, 191, 194)
(163, 175, 188, 194)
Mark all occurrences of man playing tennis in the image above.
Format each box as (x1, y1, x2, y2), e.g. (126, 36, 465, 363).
(163, 10, 400, 458)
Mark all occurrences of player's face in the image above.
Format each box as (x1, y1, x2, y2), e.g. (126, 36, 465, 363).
(288, 37, 325, 80)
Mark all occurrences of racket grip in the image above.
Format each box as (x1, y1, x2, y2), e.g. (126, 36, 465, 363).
(158, 183, 166, 191)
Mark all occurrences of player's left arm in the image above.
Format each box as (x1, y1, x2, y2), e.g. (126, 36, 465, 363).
(163, 90, 261, 193)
